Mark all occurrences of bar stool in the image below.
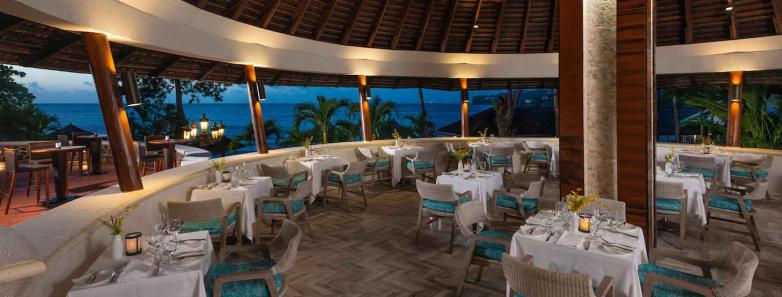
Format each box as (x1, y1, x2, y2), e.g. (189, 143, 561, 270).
(58, 135, 84, 174)
(1, 148, 50, 214)
(134, 141, 162, 176)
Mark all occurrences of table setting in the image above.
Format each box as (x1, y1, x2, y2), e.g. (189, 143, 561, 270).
(675, 149, 733, 186)
(381, 143, 423, 186)
(436, 167, 503, 213)
(288, 154, 347, 201)
(656, 166, 708, 225)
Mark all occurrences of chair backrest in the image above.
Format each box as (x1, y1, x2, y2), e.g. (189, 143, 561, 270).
(582, 198, 626, 222)
(415, 180, 455, 202)
(713, 241, 758, 297)
(455, 200, 487, 237)
(290, 179, 313, 201)
(655, 181, 685, 200)
(679, 154, 716, 170)
(270, 220, 303, 274)
(56, 135, 69, 147)
(167, 199, 224, 222)
(2, 148, 17, 172)
(492, 146, 515, 157)
(502, 254, 594, 297)
(145, 135, 165, 152)
(414, 150, 438, 162)
(28, 141, 57, 162)
(71, 132, 93, 146)
(524, 181, 545, 199)
(344, 160, 368, 175)
(355, 147, 375, 160)
(260, 164, 288, 178)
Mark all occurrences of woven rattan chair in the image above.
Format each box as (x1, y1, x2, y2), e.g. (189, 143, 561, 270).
(703, 187, 761, 251)
(404, 150, 438, 182)
(455, 200, 519, 296)
(502, 254, 614, 297)
(258, 179, 312, 239)
(168, 198, 240, 262)
(484, 146, 515, 176)
(260, 163, 308, 197)
(323, 160, 368, 210)
(493, 181, 544, 221)
(521, 142, 551, 176)
(581, 198, 627, 222)
(640, 241, 758, 297)
(655, 181, 688, 249)
(414, 180, 472, 253)
(679, 154, 720, 186)
(729, 155, 772, 196)
(1, 148, 50, 213)
(355, 147, 391, 186)
(206, 219, 302, 297)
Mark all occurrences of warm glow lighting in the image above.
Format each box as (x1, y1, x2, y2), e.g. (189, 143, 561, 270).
(365, 87, 372, 100)
(190, 121, 198, 137)
(183, 129, 190, 140)
(459, 78, 468, 90)
(578, 215, 590, 233)
(218, 121, 225, 138)
(199, 113, 209, 132)
(125, 232, 142, 256)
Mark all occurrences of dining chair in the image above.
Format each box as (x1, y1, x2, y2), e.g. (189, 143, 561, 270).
(260, 163, 308, 197)
(493, 181, 544, 221)
(168, 198, 241, 262)
(581, 198, 627, 222)
(502, 254, 614, 297)
(404, 150, 438, 182)
(654, 181, 688, 250)
(484, 146, 515, 176)
(455, 200, 518, 296)
(258, 178, 312, 239)
(134, 141, 163, 176)
(640, 241, 757, 297)
(414, 180, 472, 253)
(323, 160, 368, 210)
(206, 219, 302, 297)
(703, 187, 761, 251)
(1, 148, 50, 213)
(355, 147, 391, 186)
(729, 155, 772, 196)
(27, 141, 57, 165)
(679, 154, 720, 186)
(521, 142, 551, 176)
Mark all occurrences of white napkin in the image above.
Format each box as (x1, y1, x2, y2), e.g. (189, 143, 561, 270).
(212, 183, 232, 190)
(525, 216, 548, 227)
(176, 240, 204, 254)
(117, 260, 151, 283)
(602, 232, 636, 248)
(555, 231, 584, 248)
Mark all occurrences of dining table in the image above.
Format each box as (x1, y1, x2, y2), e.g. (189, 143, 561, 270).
(436, 170, 503, 214)
(190, 176, 273, 241)
(656, 170, 708, 225)
(32, 145, 86, 205)
(507, 211, 649, 297)
(287, 155, 347, 203)
(67, 230, 214, 297)
(676, 150, 733, 187)
(381, 145, 423, 186)
(147, 139, 181, 170)
(75, 135, 105, 175)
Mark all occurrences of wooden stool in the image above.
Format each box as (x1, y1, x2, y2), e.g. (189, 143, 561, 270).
(1, 148, 50, 214)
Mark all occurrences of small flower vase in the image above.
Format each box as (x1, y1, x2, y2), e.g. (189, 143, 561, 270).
(395, 139, 401, 148)
(664, 162, 673, 176)
(570, 213, 579, 232)
(111, 234, 124, 261)
(214, 171, 221, 183)
(457, 161, 464, 175)
(305, 148, 311, 158)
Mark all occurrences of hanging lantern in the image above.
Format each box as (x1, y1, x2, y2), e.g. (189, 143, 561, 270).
(218, 121, 225, 138)
(210, 121, 219, 139)
(183, 126, 191, 140)
(199, 113, 209, 132)
(190, 121, 198, 138)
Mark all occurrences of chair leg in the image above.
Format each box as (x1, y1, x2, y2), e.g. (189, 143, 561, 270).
(449, 218, 456, 254)
(455, 263, 471, 297)
(5, 173, 17, 214)
(26, 171, 32, 197)
(679, 213, 686, 250)
(414, 209, 423, 243)
(78, 152, 84, 174)
(360, 184, 368, 208)
(44, 169, 50, 208)
(302, 209, 312, 233)
(745, 215, 761, 251)
(0, 172, 7, 209)
(34, 170, 41, 204)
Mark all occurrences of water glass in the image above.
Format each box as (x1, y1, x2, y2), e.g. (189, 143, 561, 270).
(162, 235, 177, 264)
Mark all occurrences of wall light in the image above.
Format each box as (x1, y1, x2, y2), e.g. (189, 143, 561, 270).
(729, 84, 742, 102)
(365, 86, 372, 100)
(257, 81, 267, 101)
(118, 71, 141, 106)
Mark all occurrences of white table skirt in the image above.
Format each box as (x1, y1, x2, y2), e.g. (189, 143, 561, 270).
(508, 220, 648, 297)
(656, 172, 708, 225)
(436, 171, 503, 214)
(289, 156, 347, 202)
(67, 231, 214, 297)
(190, 177, 272, 240)
(382, 146, 422, 186)
(677, 152, 732, 187)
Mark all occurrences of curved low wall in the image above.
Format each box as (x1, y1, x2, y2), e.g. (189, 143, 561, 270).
(8, 138, 782, 296)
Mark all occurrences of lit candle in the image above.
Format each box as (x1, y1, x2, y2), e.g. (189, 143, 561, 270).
(125, 232, 143, 256)
(578, 215, 591, 233)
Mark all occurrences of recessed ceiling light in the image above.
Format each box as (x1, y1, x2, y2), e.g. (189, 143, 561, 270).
(473, 24, 480, 29)
(725, 6, 734, 12)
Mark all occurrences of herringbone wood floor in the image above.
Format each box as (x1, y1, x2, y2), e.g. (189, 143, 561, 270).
(244, 175, 782, 297)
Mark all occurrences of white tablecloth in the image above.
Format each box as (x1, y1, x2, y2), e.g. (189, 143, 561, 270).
(677, 152, 732, 187)
(67, 231, 214, 297)
(190, 177, 273, 240)
(288, 155, 347, 202)
(381, 146, 422, 186)
(436, 171, 503, 214)
(656, 172, 708, 225)
(508, 215, 648, 297)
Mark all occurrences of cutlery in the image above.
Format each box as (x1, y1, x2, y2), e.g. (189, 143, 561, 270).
(84, 271, 99, 284)
(109, 262, 127, 283)
(177, 238, 206, 243)
(584, 240, 591, 251)
(601, 241, 634, 252)
(175, 253, 204, 259)
(545, 233, 553, 242)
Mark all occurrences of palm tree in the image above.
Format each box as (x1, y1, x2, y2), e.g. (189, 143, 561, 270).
(293, 96, 349, 143)
(492, 92, 518, 137)
(401, 114, 435, 138)
(236, 119, 282, 148)
(347, 96, 401, 139)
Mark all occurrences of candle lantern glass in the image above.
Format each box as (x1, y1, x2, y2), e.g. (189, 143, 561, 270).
(221, 170, 232, 183)
(125, 232, 143, 256)
(578, 214, 591, 233)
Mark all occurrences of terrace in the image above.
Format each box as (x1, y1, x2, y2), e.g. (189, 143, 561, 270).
(1, 1, 782, 297)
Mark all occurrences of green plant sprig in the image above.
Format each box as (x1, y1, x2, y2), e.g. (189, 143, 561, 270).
(98, 205, 136, 235)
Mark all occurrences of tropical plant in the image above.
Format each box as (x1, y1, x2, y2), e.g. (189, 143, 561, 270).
(401, 114, 435, 139)
(492, 92, 518, 137)
(453, 149, 470, 162)
(98, 205, 136, 235)
(211, 158, 226, 173)
(127, 77, 177, 138)
(237, 119, 282, 148)
(0, 65, 58, 141)
(293, 96, 349, 143)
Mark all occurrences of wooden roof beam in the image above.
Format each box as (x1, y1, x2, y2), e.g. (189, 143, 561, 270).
(546, 0, 558, 52)
(773, 0, 782, 34)
(341, 0, 365, 44)
(195, 0, 209, 8)
(228, 0, 250, 20)
(114, 48, 138, 65)
(490, 0, 507, 53)
(518, 0, 533, 53)
(391, 0, 414, 49)
(260, 0, 282, 28)
(440, 0, 460, 52)
(683, 0, 693, 43)
(0, 17, 25, 36)
(198, 62, 221, 81)
(367, 0, 391, 47)
(416, 0, 437, 50)
(151, 56, 181, 77)
(315, 0, 338, 40)
(727, 0, 737, 39)
(465, 0, 484, 52)
(288, 0, 312, 34)
(20, 34, 80, 67)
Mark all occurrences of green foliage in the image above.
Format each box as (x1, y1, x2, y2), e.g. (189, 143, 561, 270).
(128, 77, 177, 138)
(400, 113, 435, 138)
(237, 119, 282, 148)
(98, 205, 136, 235)
(492, 92, 517, 137)
(292, 96, 349, 144)
(0, 65, 58, 140)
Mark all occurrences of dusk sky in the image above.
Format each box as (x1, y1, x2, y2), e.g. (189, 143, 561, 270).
(10, 65, 503, 105)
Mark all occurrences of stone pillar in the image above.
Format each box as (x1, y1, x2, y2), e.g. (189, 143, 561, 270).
(244, 65, 268, 153)
(726, 71, 743, 147)
(460, 78, 469, 137)
(357, 75, 373, 141)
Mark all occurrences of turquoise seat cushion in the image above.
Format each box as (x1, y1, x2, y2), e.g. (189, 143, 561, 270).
(681, 167, 716, 178)
(529, 152, 548, 161)
(656, 198, 682, 212)
(470, 230, 513, 261)
(406, 160, 434, 170)
(368, 159, 390, 168)
(422, 195, 470, 213)
(638, 264, 720, 297)
(707, 194, 753, 212)
(182, 213, 237, 235)
(205, 260, 284, 297)
(730, 166, 768, 179)
(327, 173, 363, 184)
(489, 156, 512, 165)
(495, 195, 538, 213)
(272, 175, 306, 187)
(262, 199, 305, 214)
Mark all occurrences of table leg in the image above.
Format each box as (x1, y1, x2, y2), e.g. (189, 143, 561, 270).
(88, 141, 106, 175)
(43, 151, 80, 206)
(163, 146, 177, 169)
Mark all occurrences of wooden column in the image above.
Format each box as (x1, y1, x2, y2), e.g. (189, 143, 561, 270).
(460, 78, 469, 137)
(616, 0, 655, 244)
(357, 75, 373, 141)
(726, 71, 743, 147)
(244, 65, 268, 153)
(81, 32, 142, 192)
(557, 0, 585, 198)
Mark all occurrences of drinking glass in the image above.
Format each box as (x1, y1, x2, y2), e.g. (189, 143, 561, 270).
(162, 235, 177, 264)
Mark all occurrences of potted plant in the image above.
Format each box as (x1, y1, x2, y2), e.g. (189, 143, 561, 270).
(565, 188, 598, 232)
(700, 135, 714, 154)
(479, 128, 489, 144)
(302, 136, 314, 157)
(98, 205, 136, 261)
(664, 149, 676, 176)
(211, 158, 226, 182)
(454, 149, 471, 175)
(392, 129, 402, 148)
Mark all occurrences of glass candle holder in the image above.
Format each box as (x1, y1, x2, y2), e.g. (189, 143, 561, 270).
(221, 171, 232, 182)
(125, 232, 143, 256)
(578, 214, 591, 233)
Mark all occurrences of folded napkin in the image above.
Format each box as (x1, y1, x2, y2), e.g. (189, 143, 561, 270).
(525, 216, 548, 227)
(117, 260, 151, 283)
(212, 183, 233, 190)
(176, 240, 205, 254)
(556, 231, 584, 248)
(602, 232, 636, 249)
